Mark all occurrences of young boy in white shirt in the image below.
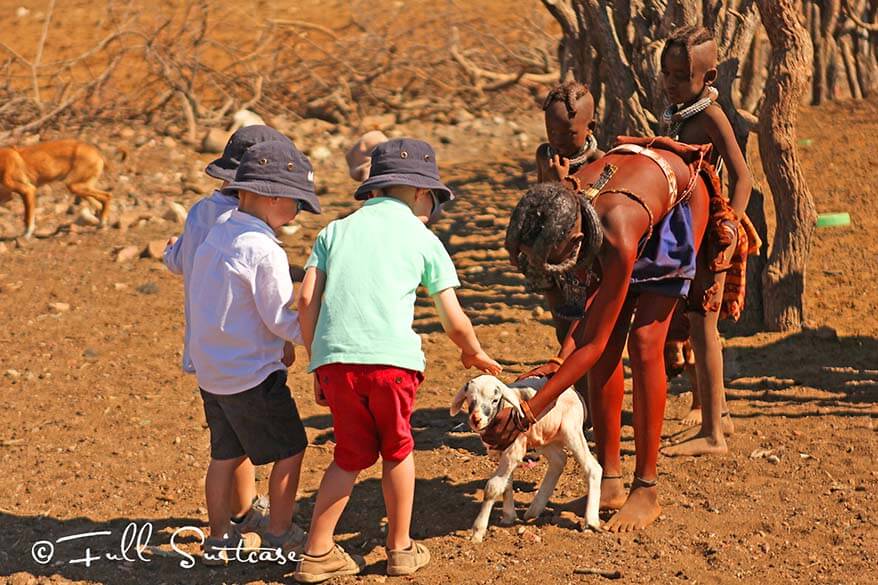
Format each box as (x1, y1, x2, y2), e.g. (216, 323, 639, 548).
(163, 125, 292, 540)
(189, 140, 321, 564)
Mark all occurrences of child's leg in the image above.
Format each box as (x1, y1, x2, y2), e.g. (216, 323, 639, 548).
(382, 452, 415, 551)
(691, 306, 727, 442)
(365, 367, 420, 550)
(206, 455, 247, 538)
(304, 364, 380, 555)
(230, 458, 257, 518)
(664, 270, 730, 457)
(267, 452, 305, 536)
(304, 462, 360, 555)
(605, 292, 676, 533)
(681, 344, 702, 426)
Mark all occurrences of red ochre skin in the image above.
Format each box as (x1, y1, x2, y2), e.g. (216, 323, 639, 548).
(490, 148, 710, 532)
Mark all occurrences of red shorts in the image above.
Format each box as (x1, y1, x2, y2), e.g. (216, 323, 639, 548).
(316, 363, 423, 471)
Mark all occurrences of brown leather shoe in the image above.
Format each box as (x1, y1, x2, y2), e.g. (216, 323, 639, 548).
(262, 523, 307, 560)
(386, 541, 430, 576)
(201, 532, 261, 567)
(293, 544, 364, 583)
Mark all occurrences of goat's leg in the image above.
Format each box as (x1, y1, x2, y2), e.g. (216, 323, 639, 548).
(472, 442, 524, 542)
(569, 431, 603, 530)
(499, 481, 516, 526)
(524, 444, 566, 521)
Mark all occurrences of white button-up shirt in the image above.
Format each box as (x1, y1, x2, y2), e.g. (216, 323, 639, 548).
(189, 210, 302, 395)
(164, 190, 239, 373)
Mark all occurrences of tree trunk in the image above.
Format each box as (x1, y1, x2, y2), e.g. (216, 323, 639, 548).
(757, 0, 817, 331)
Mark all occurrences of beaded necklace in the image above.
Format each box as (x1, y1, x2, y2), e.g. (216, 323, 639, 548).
(662, 86, 719, 139)
(546, 134, 599, 173)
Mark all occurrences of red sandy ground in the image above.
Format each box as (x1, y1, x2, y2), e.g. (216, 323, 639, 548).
(0, 2, 876, 584)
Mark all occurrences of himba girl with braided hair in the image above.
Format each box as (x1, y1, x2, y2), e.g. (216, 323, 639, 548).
(520, 80, 605, 383)
(483, 135, 713, 531)
(535, 79, 604, 185)
(657, 26, 761, 458)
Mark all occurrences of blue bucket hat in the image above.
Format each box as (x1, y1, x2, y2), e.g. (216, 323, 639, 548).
(353, 138, 454, 203)
(222, 141, 321, 214)
(205, 125, 291, 182)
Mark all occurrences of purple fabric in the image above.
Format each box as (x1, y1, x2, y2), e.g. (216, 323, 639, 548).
(629, 201, 696, 298)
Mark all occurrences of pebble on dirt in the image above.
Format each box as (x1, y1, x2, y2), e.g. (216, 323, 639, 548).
(136, 282, 160, 295)
(115, 245, 140, 263)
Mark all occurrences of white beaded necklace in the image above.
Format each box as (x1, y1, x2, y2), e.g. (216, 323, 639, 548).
(546, 134, 599, 169)
(662, 86, 719, 138)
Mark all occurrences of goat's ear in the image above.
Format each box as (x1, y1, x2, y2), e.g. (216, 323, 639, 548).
(497, 382, 525, 418)
(450, 382, 469, 416)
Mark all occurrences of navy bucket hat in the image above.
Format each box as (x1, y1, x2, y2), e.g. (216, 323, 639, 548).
(205, 125, 291, 182)
(222, 141, 321, 214)
(353, 138, 454, 203)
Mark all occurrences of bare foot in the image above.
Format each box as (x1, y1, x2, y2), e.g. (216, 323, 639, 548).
(662, 433, 728, 457)
(599, 477, 626, 511)
(721, 413, 735, 436)
(681, 407, 702, 427)
(670, 414, 734, 443)
(604, 483, 660, 533)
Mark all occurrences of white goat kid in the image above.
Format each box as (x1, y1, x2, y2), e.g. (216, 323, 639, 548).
(451, 375, 602, 542)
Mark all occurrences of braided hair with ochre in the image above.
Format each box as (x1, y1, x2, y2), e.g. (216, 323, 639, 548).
(661, 25, 716, 77)
(542, 80, 592, 117)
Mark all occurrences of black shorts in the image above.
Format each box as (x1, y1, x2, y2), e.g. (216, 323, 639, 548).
(200, 369, 308, 465)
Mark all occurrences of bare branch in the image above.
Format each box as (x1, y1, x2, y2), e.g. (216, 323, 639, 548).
(31, 0, 57, 108)
(843, 0, 878, 31)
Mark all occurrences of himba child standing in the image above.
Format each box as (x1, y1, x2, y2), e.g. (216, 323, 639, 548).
(525, 79, 604, 440)
(163, 125, 294, 539)
(535, 79, 604, 186)
(295, 138, 502, 582)
(529, 79, 604, 348)
(657, 26, 760, 457)
(188, 140, 321, 563)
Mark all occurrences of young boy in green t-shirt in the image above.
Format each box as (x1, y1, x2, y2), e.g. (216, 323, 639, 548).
(295, 138, 501, 582)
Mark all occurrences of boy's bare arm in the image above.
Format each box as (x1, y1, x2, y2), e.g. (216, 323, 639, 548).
(297, 267, 326, 357)
(297, 267, 328, 406)
(432, 288, 502, 374)
(703, 106, 753, 218)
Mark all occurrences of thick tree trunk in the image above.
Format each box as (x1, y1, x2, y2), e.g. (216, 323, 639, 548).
(757, 0, 817, 331)
(541, 0, 656, 143)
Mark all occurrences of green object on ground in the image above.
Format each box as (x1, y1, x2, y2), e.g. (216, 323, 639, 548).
(816, 212, 851, 228)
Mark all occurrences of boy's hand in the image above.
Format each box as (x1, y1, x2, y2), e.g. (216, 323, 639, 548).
(461, 351, 503, 375)
(281, 342, 295, 367)
(313, 374, 328, 407)
(547, 154, 571, 181)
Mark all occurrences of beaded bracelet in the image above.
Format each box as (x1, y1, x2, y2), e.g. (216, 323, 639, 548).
(547, 356, 565, 366)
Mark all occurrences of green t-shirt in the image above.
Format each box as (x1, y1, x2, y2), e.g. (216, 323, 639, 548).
(305, 197, 460, 372)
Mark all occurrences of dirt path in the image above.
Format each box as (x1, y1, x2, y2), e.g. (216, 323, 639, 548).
(0, 96, 876, 585)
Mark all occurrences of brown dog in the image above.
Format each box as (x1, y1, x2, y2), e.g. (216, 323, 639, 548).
(0, 139, 111, 237)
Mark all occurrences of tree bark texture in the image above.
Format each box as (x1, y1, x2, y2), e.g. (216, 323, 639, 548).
(757, 0, 817, 331)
